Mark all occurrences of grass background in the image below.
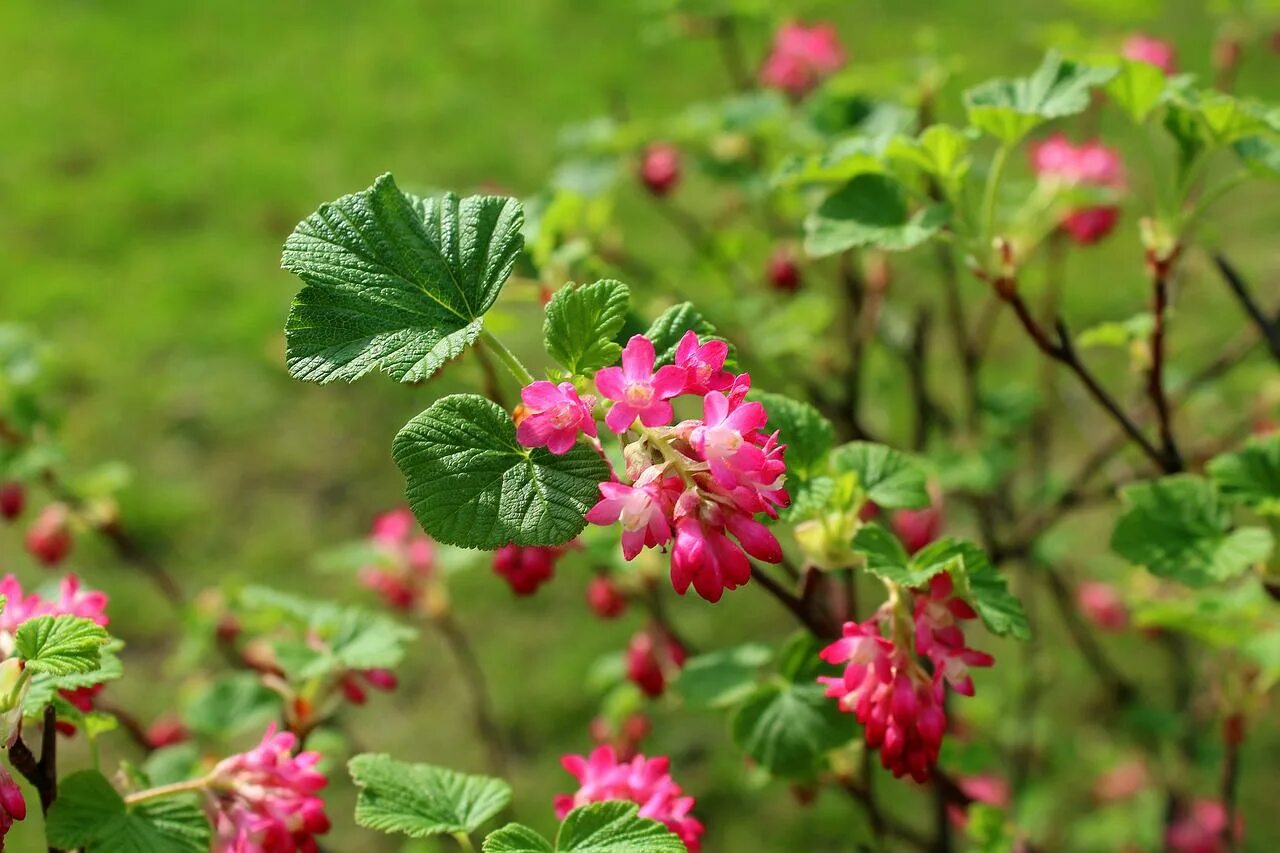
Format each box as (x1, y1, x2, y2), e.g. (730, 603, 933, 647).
(2, 0, 1279, 850)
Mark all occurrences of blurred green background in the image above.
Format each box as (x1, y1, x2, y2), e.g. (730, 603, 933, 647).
(2, 1, 1280, 850)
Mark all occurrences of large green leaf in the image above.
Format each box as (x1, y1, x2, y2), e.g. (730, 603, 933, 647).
(804, 173, 949, 257)
(964, 53, 1116, 142)
(556, 801, 686, 853)
(749, 391, 834, 481)
(1208, 434, 1280, 516)
(1112, 475, 1275, 587)
(45, 771, 209, 853)
(283, 174, 523, 384)
(731, 680, 852, 777)
(544, 280, 631, 376)
(852, 523, 946, 587)
(829, 441, 930, 509)
(484, 824, 555, 853)
(393, 394, 608, 548)
(15, 615, 109, 676)
(1105, 58, 1166, 124)
(349, 754, 512, 839)
(674, 643, 772, 709)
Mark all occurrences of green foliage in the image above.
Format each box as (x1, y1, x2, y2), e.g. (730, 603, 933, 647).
(1104, 58, 1167, 124)
(887, 123, 975, 200)
(853, 522, 946, 587)
(804, 173, 949, 256)
(283, 174, 524, 384)
(772, 137, 886, 188)
(544, 280, 631, 376)
(674, 642, 771, 709)
(348, 754, 512, 839)
(25, 639, 123, 716)
(1208, 434, 1280, 515)
(15, 615, 110, 676)
(749, 391, 834, 481)
(484, 801, 685, 853)
(1235, 136, 1280, 178)
(45, 771, 208, 852)
(964, 52, 1115, 142)
(731, 678, 852, 777)
(181, 673, 279, 740)
(829, 441, 930, 509)
(484, 823, 557, 853)
(393, 394, 609, 548)
(1112, 475, 1275, 586)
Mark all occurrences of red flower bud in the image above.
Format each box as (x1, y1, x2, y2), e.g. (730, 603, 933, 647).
(361, 668, 398, 692)
(892, 503, 942, 555)
(586, 575, 627, 620)
(340, 675, 367, 705)
(639, 143, 681, 197)
(0, 482, 24, 521)
(25, 504, 73, 567)
(766, 247, 801, 293)
(146, 716, 190, 749)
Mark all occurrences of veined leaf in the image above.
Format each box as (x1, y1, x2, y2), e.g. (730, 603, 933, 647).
(544, 280, 631, 376)
(283, 174, 523, 384)
(393, 394, 608, 548)
(1208, 434, 1280, 516)
(829, 442, 930, 509)
(749, 391, 834, 480)
(731, 680, 853, 777)
(964, 52, 1116, 142)
(349, 754, 511, 839)
(556, 801, 686, 853)
(644, 303, 731, 368)
(15, 615, 109, 676)
(804, 173, 949, 257)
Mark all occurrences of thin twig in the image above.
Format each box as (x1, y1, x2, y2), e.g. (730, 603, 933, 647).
(1042, 566, 1136, 704)
(1214, 254, 1280, 362)
(1146, 272, 1183, 471)
(431, 612, 509, 777)
(1221, 715, 1243, 853)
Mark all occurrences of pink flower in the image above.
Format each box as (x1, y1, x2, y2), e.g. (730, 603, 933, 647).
(1166, 798, 1243, 853)
(639, 143, 681, 197)
(207, 724, 330, 853)
(892, 504, 943, 555)
(492, 544, 565, 596)
(1030, 134, 1126, 246)
(555, 745, 704, 852)
(1123, 34, 1177, 75)
(821, 575, 993, 782)
(760, 22, 846, 98)
(673, 332, 732, 396)
(1076, 581, 1128, 632)
(0, 573, 109, 639)
(585, 468, 680, 560)
(669, 492, 777, 603)
(689, 391, 769, 489)
(626, 627, 686, 698)
(0, 766, 26, 846)
(515, 381, 597, 455)
(359, 508, 436, 611)
(595, 336, 687, 433)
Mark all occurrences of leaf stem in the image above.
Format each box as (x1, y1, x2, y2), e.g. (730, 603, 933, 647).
(479, 330, 535, 387)
(453, 832, 476, 852)
(980, 141, 1013, 247)
(124, 776, 210, 805)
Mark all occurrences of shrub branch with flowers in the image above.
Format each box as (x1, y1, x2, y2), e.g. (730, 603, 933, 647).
(3, 5, 1280, 852)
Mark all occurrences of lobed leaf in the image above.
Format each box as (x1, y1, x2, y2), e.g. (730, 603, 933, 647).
(829, 441, 930, 509)
(804, 173, 949, 257)
(544, 280, 631, 376)
(556, 801, 686, 853)
(964, 52, 1116, 142)
(283, 174, 523, 384)
(15, 615, 109, 676)
(1208, 434, 1280, 515)
(393, 394, 609, 548)
(749, 391, 834, 481)
(349, 754, 512, 839)
(731, 680, 853, 777)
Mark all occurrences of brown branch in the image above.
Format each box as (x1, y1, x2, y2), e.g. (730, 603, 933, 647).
(750, 565, 837, 639)
(1214, 254, 1280, 362)
(1146, 272, 1183, 471)
(431, 612, 509, 777)
(837, 777, 931, 850)
(1220, 715, 1243, 853)
(11, 706, 62, 851)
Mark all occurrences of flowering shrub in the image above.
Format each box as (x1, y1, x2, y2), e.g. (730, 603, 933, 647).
(3, 6, 1280, 852)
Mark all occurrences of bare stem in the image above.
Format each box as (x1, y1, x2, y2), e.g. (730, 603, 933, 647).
(431, 611, 509, 777)
(1147, 272, 1183, 471)
(1214, 254, 1280, 362)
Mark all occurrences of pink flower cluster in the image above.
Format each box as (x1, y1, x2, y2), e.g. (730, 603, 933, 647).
(1029, 134, 1127, 245)
(358, 508, 435, 611)
(207, 724, 330, 853)
(0, 767, 25, 848)
(1123, 33, 1177, 76)
(0, 574, 109, 640)
(760, 22, 846, 98)
(555, 745, 704, 852)
(540, 332, 789, 603)
(819, 574, 993, 781)
(492, 543, 570, 596)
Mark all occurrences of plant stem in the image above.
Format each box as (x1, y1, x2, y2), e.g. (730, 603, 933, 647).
(1214, 254, 1280, 362)
(431, 611, 509, 777)
(712, 15, 752, 92)
(479, 330, 534, 386)
(980, 142, 1012, 245)
(1146, 271, 1183, 471)
(124, 776, 210, 805)
(453, 832, 476, 852)
(11, 706, 63, 852)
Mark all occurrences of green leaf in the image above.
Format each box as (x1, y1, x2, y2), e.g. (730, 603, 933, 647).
(887, 124, 975, 199)
(772, 137, 886, 188)
(643, 303, 730, 368)
(349, 754, 512, 839)
(544, 280, 631, 376)
(964, 52, 1116, 142)
(1112, 475, 1275, 586)
(393, 394, 609, 548)
(749, 391, 833, 480)
(804, 173, 949, 257)
(674, 643, 771, 709)
(829, 442, 930, 509)
(15, 615, 109, 676)
(556, 801, 686, 853)
(1105, 58, 1166, 124)
(182, 673, 279, 739)
(25, 639, 123, 716)
(46, 771, 209, 853)
(1234, 136, 1280, 179)
(731, 680, 853, 777)
(484, 824, 555, 853)
(937, 540, 1032, 640)
(283, 174, 524, 384)
(1076, 313, 1154, 349)
(852, 523, 948, 587)
(1208, 434, 1280, 516)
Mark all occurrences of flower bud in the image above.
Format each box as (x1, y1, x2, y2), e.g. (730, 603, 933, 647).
(0, 483, 23, 522)
(25, 503, 74, 567)
(146, 716, 190, 749)
(639, 143, 681, 197)
(766, 247, 801, 293)
(586, 575, 627, 620)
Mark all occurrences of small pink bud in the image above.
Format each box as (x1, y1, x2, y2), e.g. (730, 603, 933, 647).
(639, 143, 681, 197)
(340, 675, 367, 705)
(892, 504, 942, 555)
(361, 668, 398, 692)
(146, 716, 190, 749)
(25, 504, 73, 567)
(0, 483, 23, 521)
(766, 247, 801, 293)
(1076, 581, 1128, 632)
(586, 575, 627, 620)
